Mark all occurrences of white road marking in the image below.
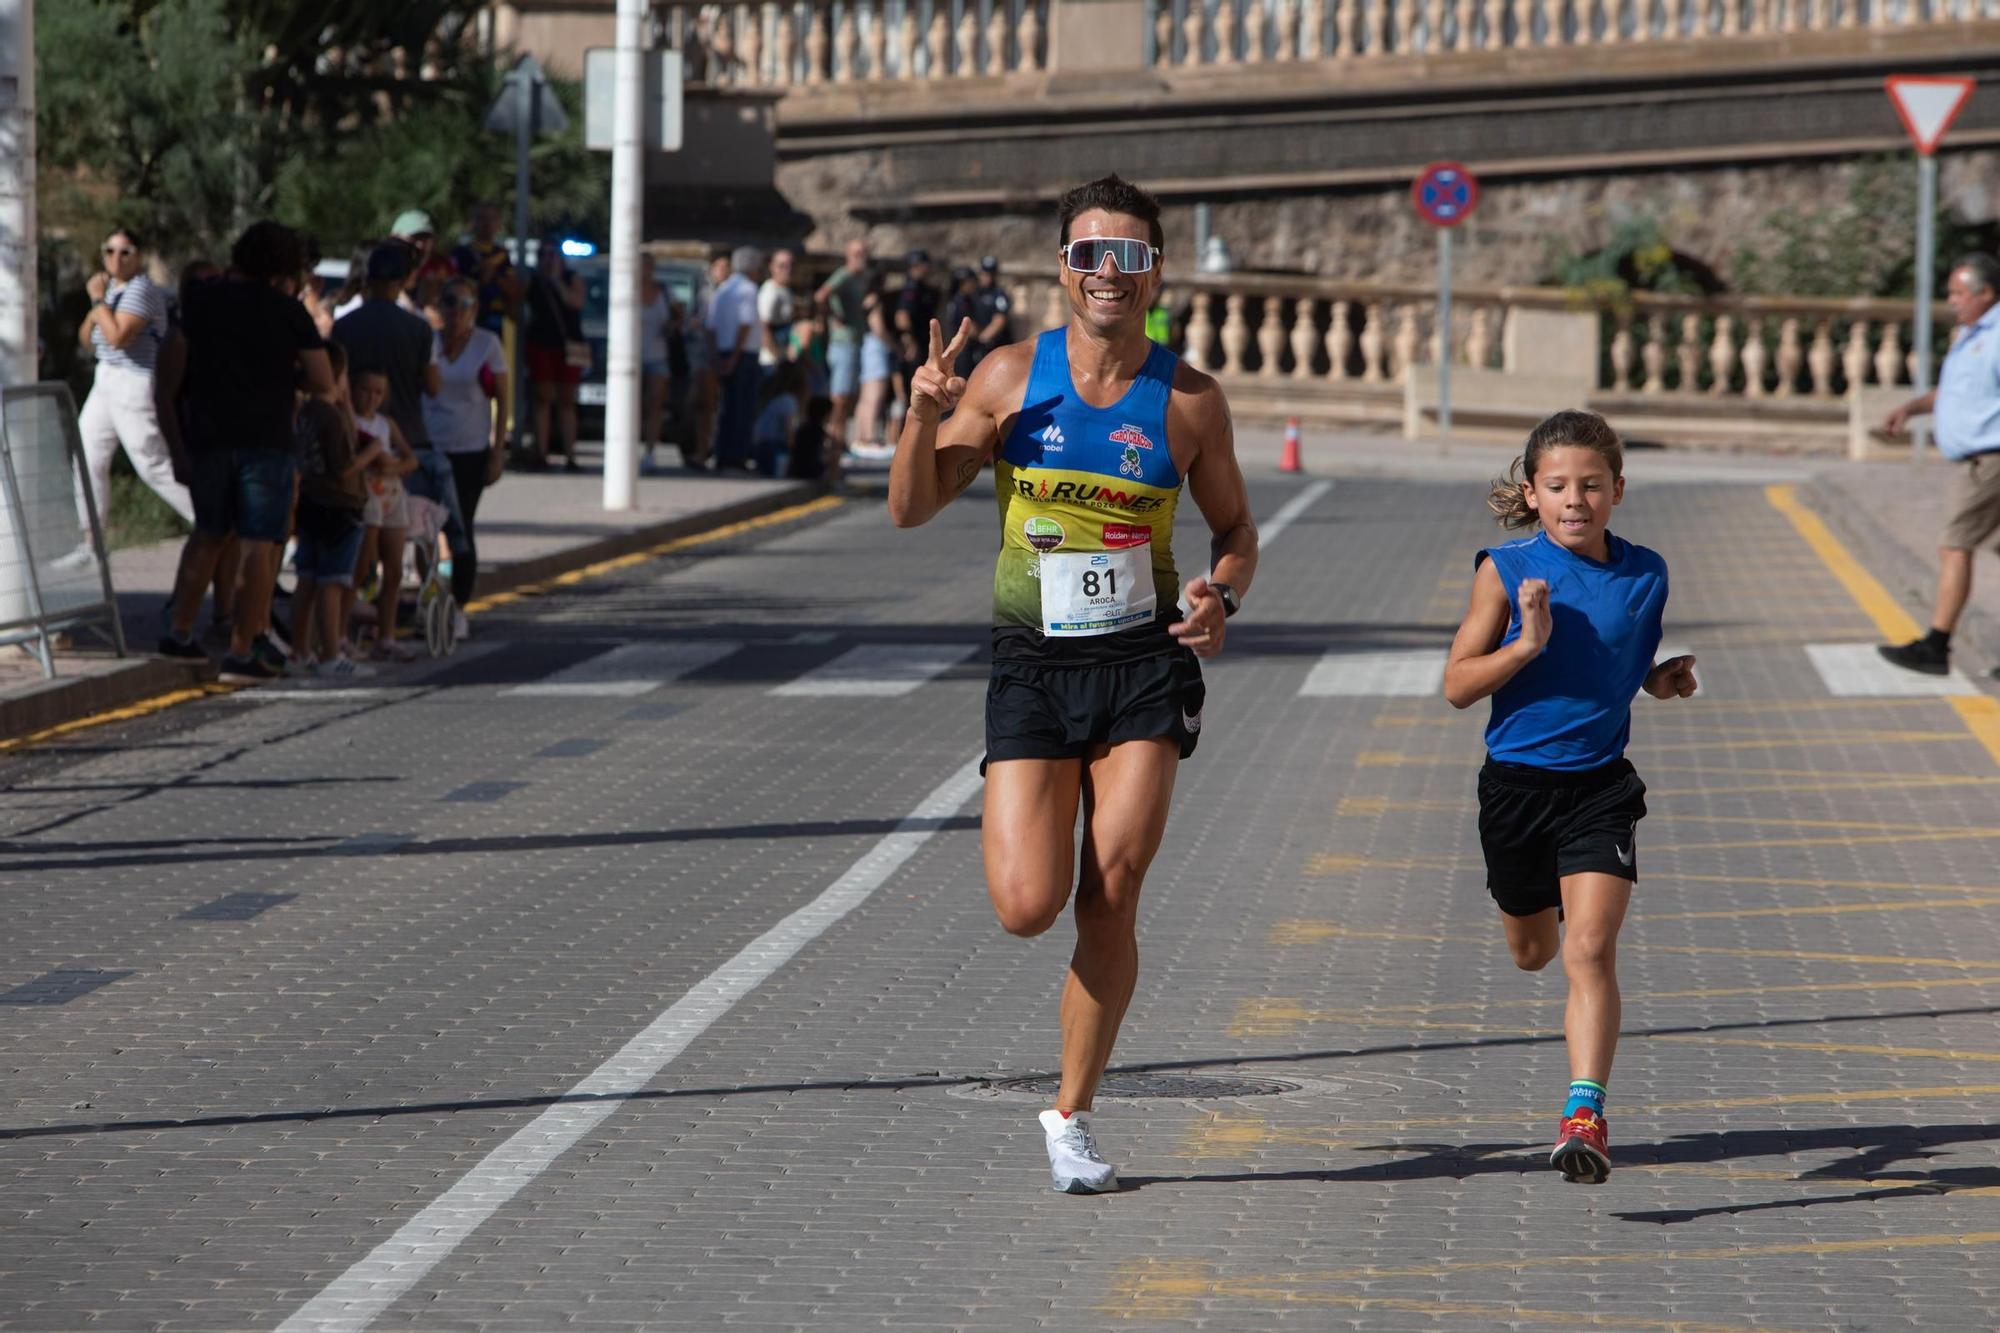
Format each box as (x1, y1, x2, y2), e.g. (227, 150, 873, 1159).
(1299, 649, 1447, 697)
(280, 468, 1336, 1331)
(1258, 478, 1334, 545)
(501, 641, 742, 698)
(275, 756, 986, 1333)
(234, 688, 417, 703)
(771, 643, 977, 697)
(1804, 643, 1977, 697)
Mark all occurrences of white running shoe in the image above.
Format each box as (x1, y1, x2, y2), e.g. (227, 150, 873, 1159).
(1038, 1109, 1119, 1194)
(452, 608, 471, 642)
(315, 654, 375, 680)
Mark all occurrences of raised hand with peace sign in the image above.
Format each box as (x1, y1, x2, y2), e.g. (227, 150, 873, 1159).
(908, 317, 975, 422)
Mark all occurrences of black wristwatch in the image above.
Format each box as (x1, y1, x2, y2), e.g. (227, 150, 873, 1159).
(1211, 582, 1241, 618)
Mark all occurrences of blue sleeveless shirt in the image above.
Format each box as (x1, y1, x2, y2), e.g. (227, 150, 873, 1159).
(1479, 530, 1669, 772)
(991, 328, 1184, 661)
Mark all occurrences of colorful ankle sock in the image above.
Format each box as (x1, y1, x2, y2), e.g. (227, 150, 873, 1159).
(1564, 1079, 1607, 1120)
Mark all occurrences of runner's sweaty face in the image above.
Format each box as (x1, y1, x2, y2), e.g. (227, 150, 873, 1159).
(1062, 209, 1161, 336)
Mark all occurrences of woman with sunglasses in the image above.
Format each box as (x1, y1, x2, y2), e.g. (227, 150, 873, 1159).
(74, 226, 194, 544)
(888, 174, 1259, 1195)
(420, 276, 509, 633)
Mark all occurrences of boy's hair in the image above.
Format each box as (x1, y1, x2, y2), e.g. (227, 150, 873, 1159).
(805, 394, 834, 423)
(1487, 410, 1623, 529)
(351, 365, 388, 385)
(1057, 175, 1164, 251)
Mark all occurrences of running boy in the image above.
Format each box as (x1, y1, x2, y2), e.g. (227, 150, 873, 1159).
(1442, 409, 1698, 1185)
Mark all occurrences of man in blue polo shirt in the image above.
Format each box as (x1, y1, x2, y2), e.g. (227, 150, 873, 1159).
(1879, 253, 2000, 675)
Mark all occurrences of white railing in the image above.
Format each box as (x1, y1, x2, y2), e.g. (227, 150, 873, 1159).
(999, 274, 1920, 415)
(1153, 0, 1998, 65)
(656, 0, 1045, 86)
(649, 0, 1994, 90)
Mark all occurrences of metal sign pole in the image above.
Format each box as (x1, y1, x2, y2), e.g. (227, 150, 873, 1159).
(1913, 150, 1937, 462)
(1437, 226, 1453, 455)
(603, 0, 647, 512)
(513, 69, 534, 453)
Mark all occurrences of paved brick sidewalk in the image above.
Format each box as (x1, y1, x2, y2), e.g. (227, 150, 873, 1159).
(2, 456, 1999, 1330)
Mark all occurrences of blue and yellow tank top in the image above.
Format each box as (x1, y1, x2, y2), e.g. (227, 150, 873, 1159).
(992, 328, 1184, 663)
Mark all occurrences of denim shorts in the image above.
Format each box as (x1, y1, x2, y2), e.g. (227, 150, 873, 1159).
(827, 341, 861, 397)
(190, 448, 296, 544)
(861, 335, 891, 384)
(292, 507, 365, 587)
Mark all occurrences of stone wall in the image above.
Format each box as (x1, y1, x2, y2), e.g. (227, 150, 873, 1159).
(778, 150, 2000, 293)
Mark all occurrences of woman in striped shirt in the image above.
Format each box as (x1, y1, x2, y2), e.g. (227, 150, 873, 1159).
(75, 226, 193, 538)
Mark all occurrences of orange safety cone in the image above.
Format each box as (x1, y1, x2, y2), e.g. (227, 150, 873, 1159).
(1279, 416, 1303, 473)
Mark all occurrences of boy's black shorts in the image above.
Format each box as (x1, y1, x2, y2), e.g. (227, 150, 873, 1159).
(1477, 757, 1647, 917)
(982, 650, 1204, 772)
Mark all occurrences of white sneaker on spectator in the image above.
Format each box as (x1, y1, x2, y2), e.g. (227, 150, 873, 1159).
(1038, 1109, 1119, 1194)
(452, 609, 471, 642)
(316, 654, 375, 681)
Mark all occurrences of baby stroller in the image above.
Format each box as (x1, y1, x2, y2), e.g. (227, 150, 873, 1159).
(403, 494, 459, 658)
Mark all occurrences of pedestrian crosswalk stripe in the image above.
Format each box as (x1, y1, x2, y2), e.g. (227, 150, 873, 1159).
(771, 643, 978, 697)
(1804, 643, 1978, 698)
(501, 641, 743, 698)
(1299, 649, 1445, 697)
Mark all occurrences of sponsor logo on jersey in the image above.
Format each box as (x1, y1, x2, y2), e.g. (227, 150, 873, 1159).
(1013, 476, 1169, 513)
(1023, 516, 1066, 552)
(1038, 423, 1066, 449)
(1102, 523, 1152, 549)
(1117, 445, 1144, 479)
(1110, 424, 1155, 450)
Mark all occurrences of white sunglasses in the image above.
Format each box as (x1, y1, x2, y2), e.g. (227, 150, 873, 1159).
(1061, 237, 1160, 275)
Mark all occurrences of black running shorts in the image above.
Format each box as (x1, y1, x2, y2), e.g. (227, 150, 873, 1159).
(1476, 757, 1647, 917)
(983, 650, 1205, 770)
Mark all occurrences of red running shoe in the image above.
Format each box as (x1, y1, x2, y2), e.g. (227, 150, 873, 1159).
(1551, 1109, 1610, 1184)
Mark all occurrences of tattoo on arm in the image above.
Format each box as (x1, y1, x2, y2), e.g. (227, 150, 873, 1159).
(950, 459, 981, 495)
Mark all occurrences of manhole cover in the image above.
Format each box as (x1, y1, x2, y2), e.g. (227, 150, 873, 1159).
(978, 1072, 1307, 1101)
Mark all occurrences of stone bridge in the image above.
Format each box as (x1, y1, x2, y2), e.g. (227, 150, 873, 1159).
(496, 0, 2000, 283)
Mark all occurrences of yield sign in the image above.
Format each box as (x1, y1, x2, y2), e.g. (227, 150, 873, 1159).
(1886, 75, 1974, 155)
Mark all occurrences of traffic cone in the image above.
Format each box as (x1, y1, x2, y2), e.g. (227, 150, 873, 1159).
(1279, 416, 1303, 473)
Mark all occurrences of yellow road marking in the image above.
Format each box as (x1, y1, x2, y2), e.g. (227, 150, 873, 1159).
(1768, 484, 2000, 769)
(1765, 484, 1922, 640)
(1639, 895, 2000, 922)
(1118, 1230, 2000, 1292)
(462, 493, 842, 612)
(1181, 1084, 2000, 1153)
(1229, 971, 2000, 1036)
(1108, 1264, 1805, 1332)
(1676, 870, 2000, 895)
(0, 683, 237, 754)
(1655, 1033, 2000, 1065)
(1337, 798, 2000, 837)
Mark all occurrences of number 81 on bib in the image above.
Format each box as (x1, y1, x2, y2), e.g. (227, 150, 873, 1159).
(1039, 546, 1156, 637)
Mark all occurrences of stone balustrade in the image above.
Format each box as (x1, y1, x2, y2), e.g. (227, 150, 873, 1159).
(655, 0, 1045, 86)
(647, 0, 1987, 90)
(1153, 0, 1983, 65)
(987, 273, 1921, 443)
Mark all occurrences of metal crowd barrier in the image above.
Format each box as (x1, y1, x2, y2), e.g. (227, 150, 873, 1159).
(0, 383, 126, 677)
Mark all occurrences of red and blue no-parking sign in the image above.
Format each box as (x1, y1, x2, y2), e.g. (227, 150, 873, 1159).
(1412, 162, 1479, 228)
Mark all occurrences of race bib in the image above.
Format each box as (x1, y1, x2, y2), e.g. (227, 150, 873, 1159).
(1039, 543, 1155, 637)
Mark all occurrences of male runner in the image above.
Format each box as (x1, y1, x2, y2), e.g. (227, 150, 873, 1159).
(888, 175, 1258, 1193)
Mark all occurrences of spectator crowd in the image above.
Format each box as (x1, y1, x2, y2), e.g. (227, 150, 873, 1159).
(68, 208, 1021, 685)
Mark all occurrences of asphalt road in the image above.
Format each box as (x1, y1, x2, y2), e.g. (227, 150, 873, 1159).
(5, 463, 2000, 1331)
